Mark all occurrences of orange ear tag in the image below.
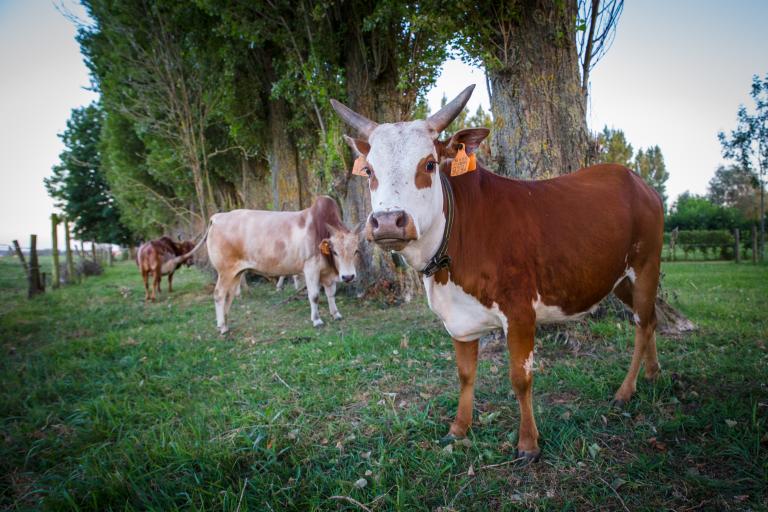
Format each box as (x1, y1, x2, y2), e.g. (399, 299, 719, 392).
(450, 144, 477, 176)
(352, 155, 368, 177)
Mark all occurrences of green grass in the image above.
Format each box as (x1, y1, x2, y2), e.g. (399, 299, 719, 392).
(1, 256, 766, 511)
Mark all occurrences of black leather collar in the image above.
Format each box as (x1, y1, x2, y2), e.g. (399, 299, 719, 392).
(420, 171, 454, 277)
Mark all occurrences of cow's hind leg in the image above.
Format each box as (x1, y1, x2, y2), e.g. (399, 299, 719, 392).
(612, 266, 661, 406)
(214, 271, 240, 335)
(152, 270, 161, 301)
(442, 338, 478, 445)
(506, 318, 540, 461)
(168, 272, 174, 293)
(141, 270, 150, 301)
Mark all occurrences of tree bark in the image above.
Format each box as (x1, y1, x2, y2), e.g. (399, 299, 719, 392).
(340, 8, 421, 299)
(487, 0, 588, 179)
(269, 98, 306, 211)
(64, 218, 76, 283)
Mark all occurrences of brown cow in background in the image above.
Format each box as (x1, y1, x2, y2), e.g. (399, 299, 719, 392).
(137, 236, 199, 301)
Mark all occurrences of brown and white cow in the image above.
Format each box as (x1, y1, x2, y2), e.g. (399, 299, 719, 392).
(331, 85, 664, 461)
(207, 196, 360, 334)
(137, 236, 199, 301)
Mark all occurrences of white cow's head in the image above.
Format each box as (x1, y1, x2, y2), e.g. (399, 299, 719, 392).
(331, 85, 489, 270)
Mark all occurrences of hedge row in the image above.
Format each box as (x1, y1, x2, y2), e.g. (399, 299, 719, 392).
(664, 230, 742, 260)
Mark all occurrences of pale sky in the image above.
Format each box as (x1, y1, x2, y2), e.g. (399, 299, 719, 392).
(1, 1, 766, 249)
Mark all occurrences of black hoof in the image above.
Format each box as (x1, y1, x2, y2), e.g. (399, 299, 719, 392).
(610, 398, 627, 409)
(439, 433, 465, 447)
(514, 449, 541, 463)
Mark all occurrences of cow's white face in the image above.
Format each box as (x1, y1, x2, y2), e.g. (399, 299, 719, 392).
(364, 121, 444, 258)
(333, 86, 488, 271)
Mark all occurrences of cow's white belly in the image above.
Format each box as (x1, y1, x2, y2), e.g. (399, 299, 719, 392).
(424, 277, 507, 342)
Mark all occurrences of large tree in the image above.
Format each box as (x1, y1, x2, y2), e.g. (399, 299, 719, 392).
(444, 0, 622, 179)
(633, 145, 669, 211)
(45, 103, 133, 245)
(718, 73, 768, 260)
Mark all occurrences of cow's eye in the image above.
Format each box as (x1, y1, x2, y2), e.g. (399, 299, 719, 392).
(332, 250, 338, 256)
(363, 167, 372, 177)
(425, 160, 437, 173)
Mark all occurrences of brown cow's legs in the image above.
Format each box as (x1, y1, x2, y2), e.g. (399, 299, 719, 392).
(152, 271, 161, 301)
(446, 338, 479, 440)
(507, 320, 539, 461)
(167, 272, 174, 293)
(142, 270, 150, 301)
(613, 264, 661, 405)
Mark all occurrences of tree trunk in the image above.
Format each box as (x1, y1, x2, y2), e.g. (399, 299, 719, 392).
(487, 0, 588, 179)
(341, 11, 421, 300)
(269, 98, 306, 211)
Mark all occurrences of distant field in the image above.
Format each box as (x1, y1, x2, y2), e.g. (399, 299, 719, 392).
(1, 257, 766, 510)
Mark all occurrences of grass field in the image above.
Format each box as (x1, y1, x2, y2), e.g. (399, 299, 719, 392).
(1, 257, 766, 511)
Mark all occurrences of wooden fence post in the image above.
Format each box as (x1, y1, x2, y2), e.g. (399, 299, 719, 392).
(91, 241, 97, 262)
(28, 234, 44, 298)
(753, 224, 758, 264)
(12, 240, 29, 278)
(108, 245, 114, 266)
(734, 228, 740, 263)
(64, 218, 76, 283)
(51, 214, 60, 288)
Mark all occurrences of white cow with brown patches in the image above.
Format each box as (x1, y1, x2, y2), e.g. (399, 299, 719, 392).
(207, 196, 360, 333)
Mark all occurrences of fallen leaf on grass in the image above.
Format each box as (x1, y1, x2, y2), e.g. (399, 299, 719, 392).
(647, 437, 667, 451)
(442, 444, 453, 454)
(588, 443, 601, 458)
(354, 478, 367, 489)
(725, 419, 737, 428)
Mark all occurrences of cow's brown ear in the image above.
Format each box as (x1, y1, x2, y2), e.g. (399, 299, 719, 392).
(447, 128, 490, 156)
(343, 135, 370, 157)
(319, 239, 333, 256)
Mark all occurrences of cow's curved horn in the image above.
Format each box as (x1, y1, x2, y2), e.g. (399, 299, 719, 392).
(427, 84, 476, 133)
(330, 99, 378, 138)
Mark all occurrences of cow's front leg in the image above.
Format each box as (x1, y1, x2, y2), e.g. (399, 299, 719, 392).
(324, 282, 342, 320)
(304, 268, 323, 327)
(507, 319, 540, 461)
(167, 272, 174, 293)
(442, 338, 479, 444)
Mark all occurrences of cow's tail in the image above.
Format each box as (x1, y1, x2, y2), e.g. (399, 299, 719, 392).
(163, 222, 212, 271)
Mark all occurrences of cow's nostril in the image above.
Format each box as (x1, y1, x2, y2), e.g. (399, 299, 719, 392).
(395, 212, 407, 228)
(370, 216, 379, 229)
(342, 274, 355, 282)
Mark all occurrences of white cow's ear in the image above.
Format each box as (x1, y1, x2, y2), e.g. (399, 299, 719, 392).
(319, 239, 333, 256)
(447, 128, 490, 155)
(343, 135, 370, 157)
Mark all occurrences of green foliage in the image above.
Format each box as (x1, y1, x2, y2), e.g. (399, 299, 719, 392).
(596, 126, 633, 167)
(44, 103, 133, 245)
(664, 230, 736, 260)
(1, 258, 766, 510)
(633, 146, 668, 210)
(667, 192, 746, 231)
